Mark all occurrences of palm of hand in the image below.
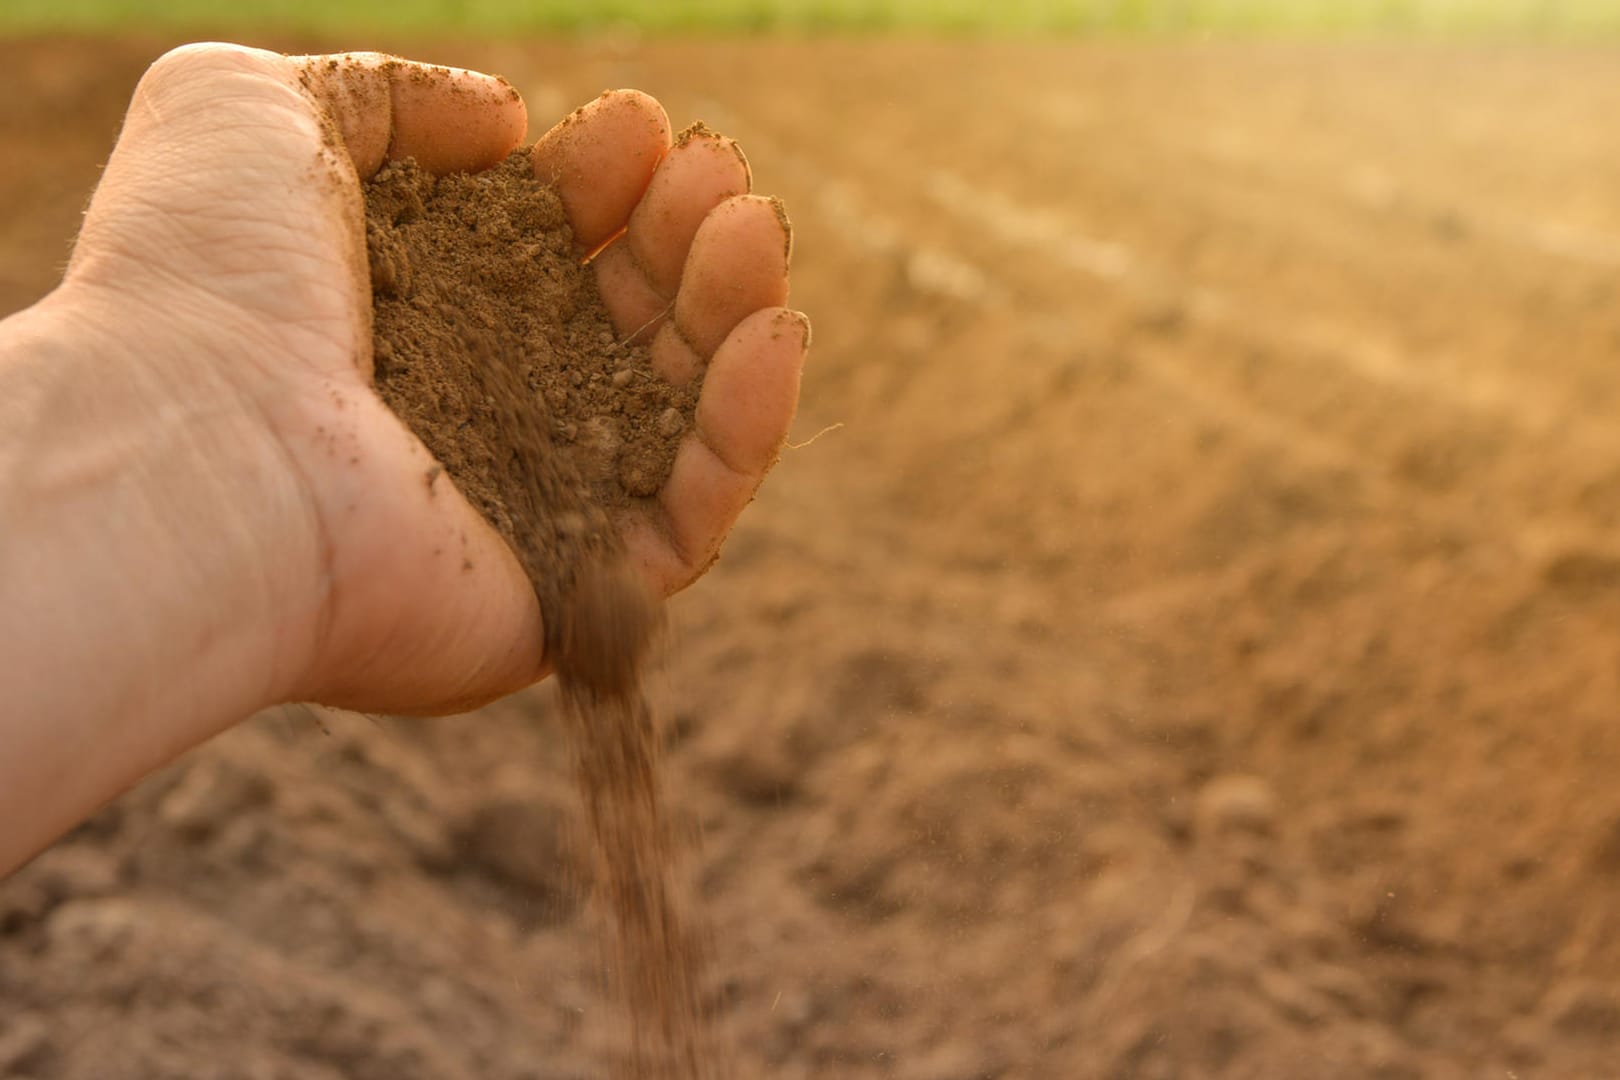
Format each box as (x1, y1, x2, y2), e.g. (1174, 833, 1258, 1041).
(67, 45, 805, 713)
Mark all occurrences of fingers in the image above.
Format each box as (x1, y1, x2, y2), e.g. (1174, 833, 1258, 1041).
(530, 90, 671, 254)
(633, 126, 754, 294)
(589, 126, 753, 337)
(295, 52, 528, 179)
(630, 307, 809, 593)
(691, 307, 809, 476)
(649, 195, 793, 384)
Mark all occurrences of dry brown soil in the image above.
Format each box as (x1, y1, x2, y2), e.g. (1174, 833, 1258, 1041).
(365, 150, 712, 1079)
(4, 34, 1620, 1080)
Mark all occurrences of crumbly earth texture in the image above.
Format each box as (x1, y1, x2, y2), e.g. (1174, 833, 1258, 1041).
(367, 151, 719, 1077)
(366, 149, 694, 662)
(17, 37, 1620, 1080)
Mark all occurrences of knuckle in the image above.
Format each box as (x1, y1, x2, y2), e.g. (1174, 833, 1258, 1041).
(142, 42, 241, 85)
(136, 43, 279, 103)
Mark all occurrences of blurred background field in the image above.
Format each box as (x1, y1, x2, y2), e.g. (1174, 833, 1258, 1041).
(4, 3, 1620, 1079)
(3, 0, 1620, 34)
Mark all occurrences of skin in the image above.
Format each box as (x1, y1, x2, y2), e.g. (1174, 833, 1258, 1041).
(0, 45, 807, 877)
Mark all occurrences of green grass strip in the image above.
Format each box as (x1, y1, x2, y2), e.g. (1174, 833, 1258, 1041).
(3, 0, 1618, 36)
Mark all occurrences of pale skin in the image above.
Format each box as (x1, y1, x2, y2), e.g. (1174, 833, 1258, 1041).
(0, 45, 807, 876)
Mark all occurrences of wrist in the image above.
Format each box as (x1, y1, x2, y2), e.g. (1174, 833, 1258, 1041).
(0, 285, 325, 869)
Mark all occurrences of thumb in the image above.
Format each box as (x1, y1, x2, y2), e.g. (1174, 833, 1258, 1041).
(293, 51, 528, 179)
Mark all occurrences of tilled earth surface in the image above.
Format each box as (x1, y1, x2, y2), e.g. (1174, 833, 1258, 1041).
(4, 34, 1620, 1080)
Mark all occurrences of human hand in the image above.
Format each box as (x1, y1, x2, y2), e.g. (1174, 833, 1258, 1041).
(61, 44, 805, 715)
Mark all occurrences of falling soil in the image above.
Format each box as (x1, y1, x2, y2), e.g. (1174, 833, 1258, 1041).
(365, 151, 719, 1078)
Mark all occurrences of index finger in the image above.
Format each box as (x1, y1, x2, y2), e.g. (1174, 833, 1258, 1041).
(529, 89, 672, 255)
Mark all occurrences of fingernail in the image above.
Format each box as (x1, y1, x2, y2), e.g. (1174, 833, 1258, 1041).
(768, 195, 793, 262)
(778, 308, 812, 351)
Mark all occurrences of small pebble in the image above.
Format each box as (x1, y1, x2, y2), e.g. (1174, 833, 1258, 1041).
(657, 407, 685, 439)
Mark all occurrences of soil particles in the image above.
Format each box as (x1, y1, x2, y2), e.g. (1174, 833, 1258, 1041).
(367, 150, 717, 1077)
(5, 35, 1620, 1080)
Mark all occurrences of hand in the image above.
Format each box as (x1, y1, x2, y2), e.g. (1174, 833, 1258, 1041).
(62, 44, 806, 715)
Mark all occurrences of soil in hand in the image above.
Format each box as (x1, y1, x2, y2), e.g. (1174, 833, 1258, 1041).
(365, 151, 720, 1078)
(366, 150, 691, 626)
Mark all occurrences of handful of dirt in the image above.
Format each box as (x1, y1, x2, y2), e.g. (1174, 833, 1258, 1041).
(367, 150, 690, 661)
(366, 151, 721, 1076)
